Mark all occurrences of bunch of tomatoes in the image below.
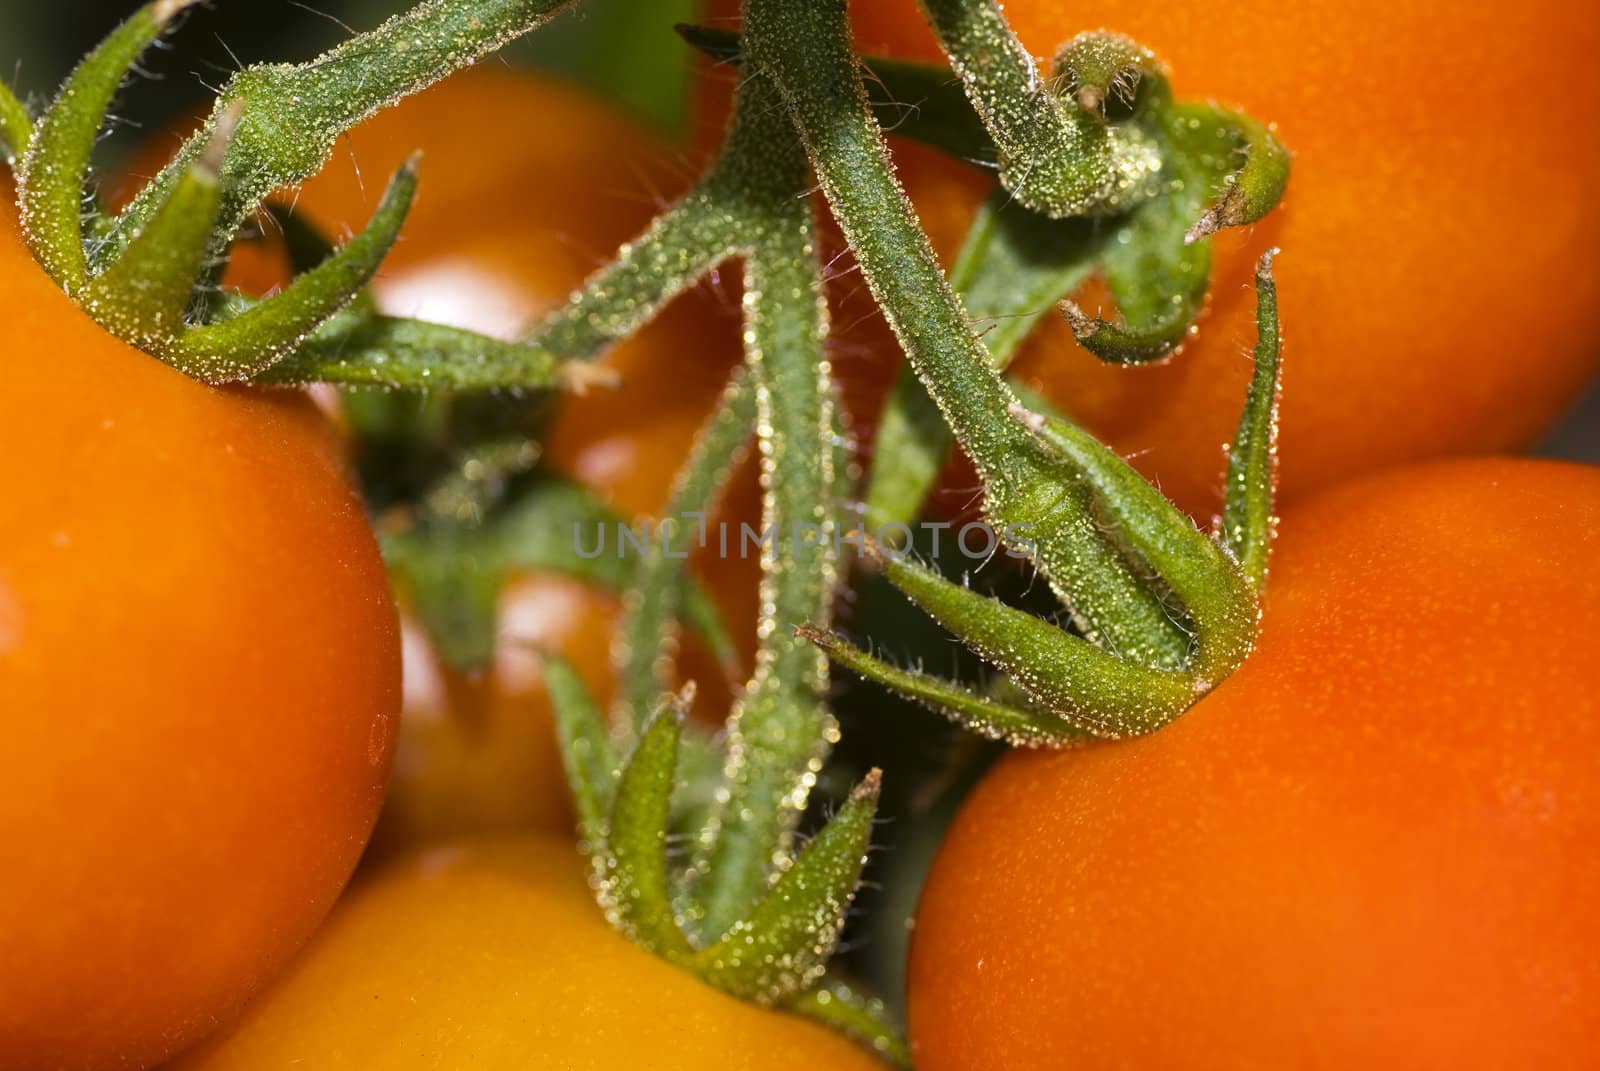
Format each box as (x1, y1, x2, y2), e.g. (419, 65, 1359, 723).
(3, 0, 1599, 1068)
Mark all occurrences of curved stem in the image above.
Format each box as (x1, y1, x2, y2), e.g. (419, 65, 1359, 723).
(915, 0, 1159, 218)
(689, 73, 842, 941)
(106, 0, 576, 270)
(744, 0, 1192, 671)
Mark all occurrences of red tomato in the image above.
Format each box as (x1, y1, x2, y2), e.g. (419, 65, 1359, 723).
(0, 180, 400, 1069)
(908, 458, 1600, 1069)
(171, 836, 890, 1070)
(704, 0, 1600, 519)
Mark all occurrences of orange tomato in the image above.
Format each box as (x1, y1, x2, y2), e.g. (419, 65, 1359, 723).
(908, 458, 1600, 1069)
(121, 69, 758, 848)
(171, 835, 890, 1070)
(706, 0, 1600, 519)
(0, 181, 400, 1069)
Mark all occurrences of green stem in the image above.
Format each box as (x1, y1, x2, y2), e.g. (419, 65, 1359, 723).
(915, 0, 1159, 218)
(863, 191, 1099, 529)
(689, 73, 841, 941)
(105, 0, 576, 269)
(744, 0, 1191, 671)
(614, 368, 755, 731)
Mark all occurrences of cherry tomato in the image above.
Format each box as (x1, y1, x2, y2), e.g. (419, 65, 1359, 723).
(705, 0, 1600, 518)
(170, 835, 889, 1069)
(0, 181, 400, 1070)
(908, 458, 1600, 1069)
(124, 71, 761, 849)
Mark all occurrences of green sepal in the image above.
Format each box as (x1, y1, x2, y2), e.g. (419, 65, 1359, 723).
(104, 0, 577, 271)
(596, 696, 696, 958)
(1008, 395, 1257, 685)
(1186, 109, 1292, 243)
(784, 974, 911, 1069)
(863, 101, 1289, 525)
(799, 624, 1092, 747)
(168, 156, 418, 382)
(0, 80, 32, 165)
(17, 0, 200, 291)
(78, 110, 235, 350)
(1220, 249, 1284, 588)
(545, 654, 619, 851)
(260, 311, 573, 391)
(877, 550, 1199, 739)
(690, 770, 880, 1002)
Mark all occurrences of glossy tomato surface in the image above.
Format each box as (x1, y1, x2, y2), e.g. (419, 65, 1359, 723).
(172, 835, 889, 1070)
(0, 184, 400, 1070)
(908, 458, 1600, 1069)
(711, 0, 1600, 518)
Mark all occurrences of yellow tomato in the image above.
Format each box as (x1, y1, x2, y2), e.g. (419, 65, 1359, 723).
(172, 836, 889, 1070)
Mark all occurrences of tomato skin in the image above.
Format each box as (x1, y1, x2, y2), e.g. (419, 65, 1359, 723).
(707, 0, 1600, 518)
(0, 188, 400, 1069)
(169, 835, 888, 1069)
(908, 458, 1600, 1069)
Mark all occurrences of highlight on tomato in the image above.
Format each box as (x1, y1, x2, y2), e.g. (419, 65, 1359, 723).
(908, 458, 1600, 1070)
